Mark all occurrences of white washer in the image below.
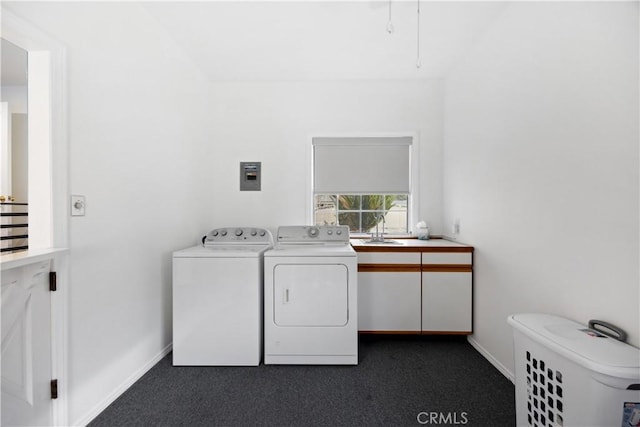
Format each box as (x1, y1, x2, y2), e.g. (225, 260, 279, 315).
(172, 227, 273, 366)
(264, 225, 357, 365)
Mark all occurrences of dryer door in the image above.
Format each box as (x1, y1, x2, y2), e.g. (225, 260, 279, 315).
(273, 264, 349, 326)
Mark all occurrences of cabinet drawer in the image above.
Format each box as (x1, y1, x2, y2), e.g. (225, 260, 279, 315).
(422, 252, 472, 265)
(357, 252, 420, 265)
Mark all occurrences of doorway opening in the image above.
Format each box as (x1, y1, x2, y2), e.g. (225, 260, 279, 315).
(0, 38, 28, 252)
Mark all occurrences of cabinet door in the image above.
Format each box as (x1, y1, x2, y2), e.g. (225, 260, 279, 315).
(2, 261, 53, 427)
(358, 271, 421, 332)
(422, 272, 472, 332)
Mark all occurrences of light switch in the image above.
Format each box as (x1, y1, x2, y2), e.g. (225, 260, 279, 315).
(71, 195, 85, 216)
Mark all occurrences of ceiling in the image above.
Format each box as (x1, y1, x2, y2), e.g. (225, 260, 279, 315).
(141, 1, 510, 81)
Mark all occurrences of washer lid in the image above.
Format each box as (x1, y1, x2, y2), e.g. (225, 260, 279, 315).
(508, 313, 640, 378)
(173, 244, 271, 258)
(266, 243, 355, 257)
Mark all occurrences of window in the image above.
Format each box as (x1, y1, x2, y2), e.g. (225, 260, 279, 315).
(314, 194, 408, 233)
(312, 136, 412, 234)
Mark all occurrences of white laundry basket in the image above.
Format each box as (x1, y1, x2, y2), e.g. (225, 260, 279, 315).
(508, 314, 640, 427)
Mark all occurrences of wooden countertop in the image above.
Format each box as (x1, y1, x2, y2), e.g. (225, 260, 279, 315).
(350, 237, 473, 252)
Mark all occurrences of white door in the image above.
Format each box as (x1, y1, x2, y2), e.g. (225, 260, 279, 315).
(1, 260, 53, 426)
(273, 264, 349, 327)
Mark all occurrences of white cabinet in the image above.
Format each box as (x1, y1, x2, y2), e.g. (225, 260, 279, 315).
(358, 271, 421, 332)
(355, 244, 473, 334)
(421, 251, 473, 333)
(357, 251, 421, 333)
(1, 260, 53, 427)
(422, 271, 472, 332)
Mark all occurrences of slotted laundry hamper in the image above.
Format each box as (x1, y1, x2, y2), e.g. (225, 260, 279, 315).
(508, 314, 640, 427)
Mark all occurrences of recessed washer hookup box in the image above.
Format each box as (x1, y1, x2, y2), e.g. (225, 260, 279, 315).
(240, 161, 261, 191)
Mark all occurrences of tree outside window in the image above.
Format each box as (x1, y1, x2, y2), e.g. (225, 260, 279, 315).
(314, 194, 407, 234)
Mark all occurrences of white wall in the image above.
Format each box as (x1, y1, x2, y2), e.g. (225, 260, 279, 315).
(443, 2, 639, 377)
(1, 86, 27, 113)
(206, 79, 443, 232)
(4, 2, 216, 424)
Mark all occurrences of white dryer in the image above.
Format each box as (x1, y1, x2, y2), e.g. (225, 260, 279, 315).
(172, 227, 273, 366)
(264, 225, 357, 365)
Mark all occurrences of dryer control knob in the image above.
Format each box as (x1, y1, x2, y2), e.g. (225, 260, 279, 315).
(212, 230, 219, 236)
(327, 229, 333, 235)
(336, 229, 342, 235)
(259, 230, 266, 236)
(251, 230, 257, 236)
(221, 230, 228, 236)
(308, 227, 319, 238)
(235, 228, 243, 236)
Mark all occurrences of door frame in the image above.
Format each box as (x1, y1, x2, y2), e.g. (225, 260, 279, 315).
(2, 7, 69, 425)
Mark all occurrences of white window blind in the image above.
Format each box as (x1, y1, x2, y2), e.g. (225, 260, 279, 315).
(312, 137, 412, 194)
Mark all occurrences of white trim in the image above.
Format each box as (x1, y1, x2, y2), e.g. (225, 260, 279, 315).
(0, 247, 67, 270)
(0, 102, 10, 195)
(2, 7, 70, 425)
(467, 335, 515, 384)
(408, 131, 420, 234)
(312, 137, 412, 147)
(27, 50, 52, 248)
(75, 344, 173, 427)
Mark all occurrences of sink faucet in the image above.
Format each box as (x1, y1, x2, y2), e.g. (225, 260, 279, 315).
(372, 213, 386, 242)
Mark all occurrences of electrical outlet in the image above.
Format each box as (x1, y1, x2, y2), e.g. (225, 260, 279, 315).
(71, 195, 85, 216)
(452, 218, 460, 234)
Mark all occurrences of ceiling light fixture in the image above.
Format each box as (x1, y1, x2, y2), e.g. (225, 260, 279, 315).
(416, 0, 421, 68)
(386, 0, 394, 34)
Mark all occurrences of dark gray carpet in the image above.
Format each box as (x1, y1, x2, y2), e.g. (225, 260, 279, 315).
(89, 336, 515, 426)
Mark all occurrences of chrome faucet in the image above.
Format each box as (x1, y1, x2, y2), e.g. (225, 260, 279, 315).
(371, 213, 386, 242)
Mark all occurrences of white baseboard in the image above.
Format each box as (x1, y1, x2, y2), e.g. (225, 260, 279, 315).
(467, 335, 515, 384)
(75, 343, 172, 427)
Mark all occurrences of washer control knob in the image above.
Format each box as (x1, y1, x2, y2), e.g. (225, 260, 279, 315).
(235, 228, 243, 236)
(308, 227, 319, 238)
(251, 230, 257, 236)
(221, 230, 227, 236)
(336, 229, 342, 235)
(259, 230, 266, 236)
(327, 229, 333, 235)
(212, 230, 219, 237)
